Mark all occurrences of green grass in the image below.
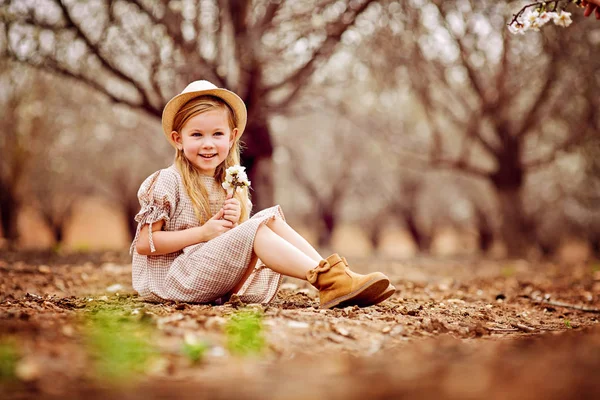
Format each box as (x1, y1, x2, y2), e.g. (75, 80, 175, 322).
(85, 310, 156, 382)
(181, 335, 209, 364)
(564, 319, 572, 329)
(501, 265, 516, 278)
(225, 309, 265, 357)
(0, 339, 19, 382)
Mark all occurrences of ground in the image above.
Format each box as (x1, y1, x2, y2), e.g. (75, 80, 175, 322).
(1, 250, 599, 399)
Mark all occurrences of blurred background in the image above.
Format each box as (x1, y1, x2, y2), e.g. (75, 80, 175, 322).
(0, 0, 598, 262)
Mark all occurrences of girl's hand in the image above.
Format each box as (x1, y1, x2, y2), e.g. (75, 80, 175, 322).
(223, 194, 241, 224)
(201, 209, 234, 241)
(583, 0, 600, 19)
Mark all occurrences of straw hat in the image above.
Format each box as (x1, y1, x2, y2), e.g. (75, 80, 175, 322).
(161, 80, 247, 147)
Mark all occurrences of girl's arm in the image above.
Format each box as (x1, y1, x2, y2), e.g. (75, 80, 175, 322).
(136, 209, 233, 255)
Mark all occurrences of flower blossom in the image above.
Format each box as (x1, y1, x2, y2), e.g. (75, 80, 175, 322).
(509, 7, 574, 34)
(222, 165, 251, 195)
(553, 11, 572, 27)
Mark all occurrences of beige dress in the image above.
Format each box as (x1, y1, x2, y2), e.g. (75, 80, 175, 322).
(130, 165, 283, 304)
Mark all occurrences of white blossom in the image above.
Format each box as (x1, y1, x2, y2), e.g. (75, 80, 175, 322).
(553, 11, 572, 28)
(524, 10, 542, 31)
(508, 22, 527, 35)
(224, 165, 251, 195)
(537, 11, 554, 26)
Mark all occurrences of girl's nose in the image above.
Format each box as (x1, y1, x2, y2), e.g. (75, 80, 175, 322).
(201, 139, 215, 148)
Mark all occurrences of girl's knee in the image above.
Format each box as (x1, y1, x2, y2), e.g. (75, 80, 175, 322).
(257, 222, 274, 235)
(266, 216, 286, 229)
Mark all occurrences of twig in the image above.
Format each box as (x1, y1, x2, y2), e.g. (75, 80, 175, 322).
(511, 323, 537, 332)
(532, 298, 600, 314)
(486, 327, 519, 333)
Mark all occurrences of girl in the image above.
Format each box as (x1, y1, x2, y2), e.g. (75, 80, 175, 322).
(130, 80, 396, 309)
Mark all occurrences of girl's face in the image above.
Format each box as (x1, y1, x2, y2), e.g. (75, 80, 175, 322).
(173, 108, 237, 176)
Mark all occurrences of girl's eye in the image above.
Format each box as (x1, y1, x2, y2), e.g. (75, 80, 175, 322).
(214, 132, 224, 136)
(192, 132, 202, 137)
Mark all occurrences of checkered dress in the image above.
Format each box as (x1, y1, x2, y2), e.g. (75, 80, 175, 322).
(130, 165, 283, 304)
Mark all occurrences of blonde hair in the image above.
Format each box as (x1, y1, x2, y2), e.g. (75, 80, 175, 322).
(172, 95, 250, 225)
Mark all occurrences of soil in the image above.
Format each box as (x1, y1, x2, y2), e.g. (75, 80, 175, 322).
(1, 250, 600, 399)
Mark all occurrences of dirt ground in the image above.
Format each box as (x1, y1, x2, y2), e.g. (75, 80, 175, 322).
(1, 250, 600, 399)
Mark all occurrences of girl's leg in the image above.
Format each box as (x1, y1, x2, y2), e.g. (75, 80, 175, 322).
(252, 223, 319, 280)
(265, 218, 322, 262)
(229, 219, 320, 294)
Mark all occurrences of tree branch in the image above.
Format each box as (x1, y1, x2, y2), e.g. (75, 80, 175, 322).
(55, 0, 154, 107)
(514, 46, 560, 138)
(266, 0, 377, 108)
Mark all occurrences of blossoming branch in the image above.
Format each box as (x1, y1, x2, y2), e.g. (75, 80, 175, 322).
(508, 0, 586, 34)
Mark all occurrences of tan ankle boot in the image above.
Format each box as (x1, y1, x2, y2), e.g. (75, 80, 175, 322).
(306, 254, 390, 309)
(341, 257, 396, 306)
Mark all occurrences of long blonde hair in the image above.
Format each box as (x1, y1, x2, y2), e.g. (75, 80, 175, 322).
(172, 95, 250, 224)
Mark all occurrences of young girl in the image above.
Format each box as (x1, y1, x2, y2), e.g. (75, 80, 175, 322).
(130, 80, 396, 309)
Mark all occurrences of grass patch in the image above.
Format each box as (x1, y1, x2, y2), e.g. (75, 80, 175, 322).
(181, 334, 210, 364)
(0, 339, 19, 382)
(225, 308, 265, 357)
(85, 309, 156, 382)
(501, 265, 516, 278)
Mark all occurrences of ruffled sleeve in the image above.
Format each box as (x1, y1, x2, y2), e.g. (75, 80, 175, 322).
(130, 169, 179, 254)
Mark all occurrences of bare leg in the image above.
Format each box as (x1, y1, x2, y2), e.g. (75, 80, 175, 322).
(265, 218, 322, 262)
(253, 223, 319, 280)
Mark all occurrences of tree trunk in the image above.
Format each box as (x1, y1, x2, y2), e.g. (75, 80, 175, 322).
(123, 195, 140, 242)
(591, 236, 600, 259)
(317, 205, 336, 249)
(490, 138, 532, 257)
(238, 57, 275, 213)
(403, 210, 429, 252)
(0, 185, 20, 246)
(241, 110, 274, 213)
(475, 208, 494, 253)
(495, 187, 532, 257)
(51, 223, 64, 246)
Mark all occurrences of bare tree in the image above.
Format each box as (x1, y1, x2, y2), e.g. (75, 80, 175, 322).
(357, 0, 598, 256)
(0, 62, 43, 247)
(280, 112, 359, 248)
(2, 0, 380, 211)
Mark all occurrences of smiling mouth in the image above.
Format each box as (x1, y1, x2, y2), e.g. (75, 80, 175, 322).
(200, 154, 217, 159)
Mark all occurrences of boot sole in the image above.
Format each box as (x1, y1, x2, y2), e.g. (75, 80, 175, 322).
(352, 285, 396, 307)
(320, 276, 390, 309)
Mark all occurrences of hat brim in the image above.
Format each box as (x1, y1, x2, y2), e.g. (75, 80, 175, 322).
(162, 88, 247, 147)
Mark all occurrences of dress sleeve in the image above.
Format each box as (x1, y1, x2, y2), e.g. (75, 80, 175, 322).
(129, 169, 179, 254)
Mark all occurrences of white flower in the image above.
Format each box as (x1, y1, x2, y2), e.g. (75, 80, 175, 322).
(224, 165, 251, 195)
(524, 10, 541, 31)
(553, 11, 572, 28)
(537, 11, 553, 26)
(508, 22, 527, 35)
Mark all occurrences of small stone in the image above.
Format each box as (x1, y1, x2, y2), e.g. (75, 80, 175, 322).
(287, 320, 310, 329)
(280, 283, 299, 291)
(382, 326, 391, 333)
(209, 346, 226, 357)
(205, 316, 226, 330)
(15, 358, 41, 381)
(106, 284, 124, 293)
(98, 296, 109, 302)
(38, 265, 51, 274)
(61, 325, 75, 337)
